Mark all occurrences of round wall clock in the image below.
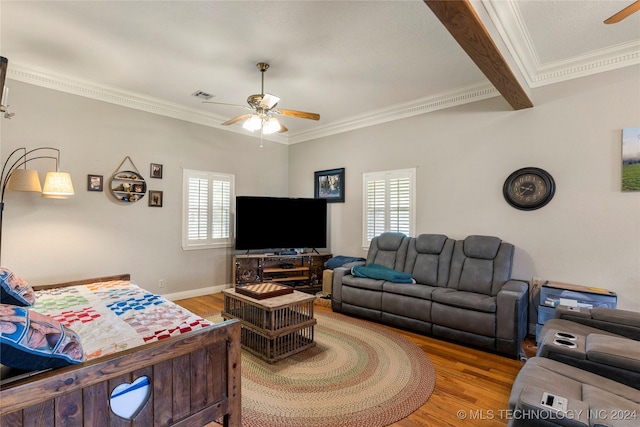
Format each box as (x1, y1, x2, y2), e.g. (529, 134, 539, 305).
(503, 167, 555, 211)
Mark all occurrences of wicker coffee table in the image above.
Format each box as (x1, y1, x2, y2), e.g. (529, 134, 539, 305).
(222, 286, 316, 363)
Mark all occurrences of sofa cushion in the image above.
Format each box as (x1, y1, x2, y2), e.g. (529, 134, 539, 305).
(581, 384, 640, 423)
(431, 288, 497, 313)
(342, 275, 385, 291)
(592, 307, 640, 329)
(458, 258, 496, 295)
(431, 302, 496, 337)
(463, 235, 501, 259)
(383, 281, 438, 300)
(586, 334, 640, 373)
(382, 292, 432, 323)
(415, 234, 448, 253)
(376, 232, 408, 251)
(405, 234, 453, 287)
(366, 232, 409, 270)
(511, 357, 640, 405)
(448, 237, 515, 296)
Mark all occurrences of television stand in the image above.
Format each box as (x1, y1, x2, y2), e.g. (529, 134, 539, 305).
(233, 252, 332, 292)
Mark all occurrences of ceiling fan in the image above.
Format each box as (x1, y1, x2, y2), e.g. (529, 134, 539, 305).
(204, 62, 320, 134)
(604, 0, 640, 24)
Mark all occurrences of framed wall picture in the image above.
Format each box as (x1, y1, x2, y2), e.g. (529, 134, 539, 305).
(87, 174, 103, 192)
(314, 168, 345, 203)
(622, 126, 640, 191)
(149, 190, 163, 207)
(150, 163, 163, 179)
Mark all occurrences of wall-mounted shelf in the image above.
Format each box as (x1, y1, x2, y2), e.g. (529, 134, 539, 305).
(109, 156, 147, 203)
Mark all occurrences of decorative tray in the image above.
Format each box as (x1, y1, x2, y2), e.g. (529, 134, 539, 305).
(235, 283, 294, 300)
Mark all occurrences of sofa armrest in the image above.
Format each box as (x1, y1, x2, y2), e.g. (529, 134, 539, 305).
(555, 306, 640, 341)
(514, 385, 589, 427)
(496, 279, 529, 358)
(330, 266, 350, 311)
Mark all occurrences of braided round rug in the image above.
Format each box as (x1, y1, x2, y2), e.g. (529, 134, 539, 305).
(208, 310, 436, 427)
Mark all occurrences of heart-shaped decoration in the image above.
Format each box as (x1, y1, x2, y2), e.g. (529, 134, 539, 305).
(110, 376, 151, 420)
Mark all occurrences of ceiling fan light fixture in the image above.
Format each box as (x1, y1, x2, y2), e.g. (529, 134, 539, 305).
(242, 114, 262, 132)
(262, 116, 282, 134)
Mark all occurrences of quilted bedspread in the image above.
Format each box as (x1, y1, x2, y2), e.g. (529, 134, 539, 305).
(31, 280, 211, 361)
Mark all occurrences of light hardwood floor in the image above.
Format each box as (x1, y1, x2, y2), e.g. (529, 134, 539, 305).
(175, 293, 528, 427)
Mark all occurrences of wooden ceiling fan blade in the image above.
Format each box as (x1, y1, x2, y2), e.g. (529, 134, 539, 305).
(278, 122, 288, 133)
(277, 109, 320, 121)
(221, 114, 252, 126)
(604, 0, 640, 24)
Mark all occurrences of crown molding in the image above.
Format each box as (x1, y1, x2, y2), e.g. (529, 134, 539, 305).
(483, 0, 640, 88)
(7, 62, 502, 145)
(287, 84, 500, 144)
(6, 63, 288, 144)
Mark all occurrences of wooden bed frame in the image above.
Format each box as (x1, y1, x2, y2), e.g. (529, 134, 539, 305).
(0, 274, 242, 427)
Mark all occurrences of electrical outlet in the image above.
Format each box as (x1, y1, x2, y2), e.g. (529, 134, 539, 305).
(532, 277, 543, 288)
(159, 279, 166, 288)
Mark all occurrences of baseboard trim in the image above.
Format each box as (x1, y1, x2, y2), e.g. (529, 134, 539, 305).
(164, 284, 231, 301)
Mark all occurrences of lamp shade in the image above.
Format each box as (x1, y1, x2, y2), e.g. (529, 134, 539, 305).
(6, 169, 42, 192)
(42, 171, 74, 198)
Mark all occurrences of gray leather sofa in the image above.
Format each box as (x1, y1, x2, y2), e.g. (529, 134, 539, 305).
(508, 307, 640, 426)
(331, 232, 529, 359)
(536, 306, 640, 389)
(508, 357, 640, 427)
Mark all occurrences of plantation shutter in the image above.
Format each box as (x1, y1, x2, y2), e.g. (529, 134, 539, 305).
(363, 168, 415, 247)
(211, 179, 231, 239)
(183, 169, 235, 249)
(187, 175, 208, 241)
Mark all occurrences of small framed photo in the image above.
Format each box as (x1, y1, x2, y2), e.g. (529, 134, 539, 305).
(149, 190, 163, 207)
(150, 163, 163, 179)
(314, 168, 345, 203)
(87, 174, 103, 192)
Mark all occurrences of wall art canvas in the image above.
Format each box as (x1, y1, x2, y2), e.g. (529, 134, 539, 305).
(622, 126, 640, 192)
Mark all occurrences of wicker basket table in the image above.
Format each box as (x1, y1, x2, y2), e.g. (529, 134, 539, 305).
(222, 287, 316, 363)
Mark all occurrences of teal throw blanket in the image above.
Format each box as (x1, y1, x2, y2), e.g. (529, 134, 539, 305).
(351, 263, 415, 284)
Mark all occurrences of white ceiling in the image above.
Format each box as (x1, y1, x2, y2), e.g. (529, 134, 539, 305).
(1, 0, 639, 144)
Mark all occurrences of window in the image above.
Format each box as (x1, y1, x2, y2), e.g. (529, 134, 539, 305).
(182, 169, 235, 250)
(362, 168, 415, 247)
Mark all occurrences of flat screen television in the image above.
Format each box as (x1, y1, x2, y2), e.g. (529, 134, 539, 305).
(235, 196, 327, 251)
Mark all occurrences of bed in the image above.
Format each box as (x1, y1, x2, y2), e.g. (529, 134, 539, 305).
(0, 273, 241, 427)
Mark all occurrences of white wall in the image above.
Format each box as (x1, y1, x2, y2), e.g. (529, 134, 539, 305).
(2, 66, 639, 312)
(289, 65, 640, 311)
(1, 81, 289, 294)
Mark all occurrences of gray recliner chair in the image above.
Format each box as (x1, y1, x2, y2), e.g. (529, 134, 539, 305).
(508, 357, 640, 427)
(537, 306, 640, 389)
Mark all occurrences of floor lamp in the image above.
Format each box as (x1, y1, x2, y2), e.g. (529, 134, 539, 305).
(0, 147, 74, 263)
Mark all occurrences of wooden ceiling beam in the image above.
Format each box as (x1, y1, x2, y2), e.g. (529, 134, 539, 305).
(423, 0, 533, 110)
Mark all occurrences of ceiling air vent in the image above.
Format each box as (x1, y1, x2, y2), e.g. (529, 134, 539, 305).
(192, 90, 213, 100)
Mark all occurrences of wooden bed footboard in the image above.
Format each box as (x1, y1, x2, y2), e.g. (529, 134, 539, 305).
(1, 319, 241, 426)
(1, 273, 242, 427)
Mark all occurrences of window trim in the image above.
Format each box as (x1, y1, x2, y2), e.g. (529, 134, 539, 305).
(182, 168, 235, 250)
(362, 168, 416, 248)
